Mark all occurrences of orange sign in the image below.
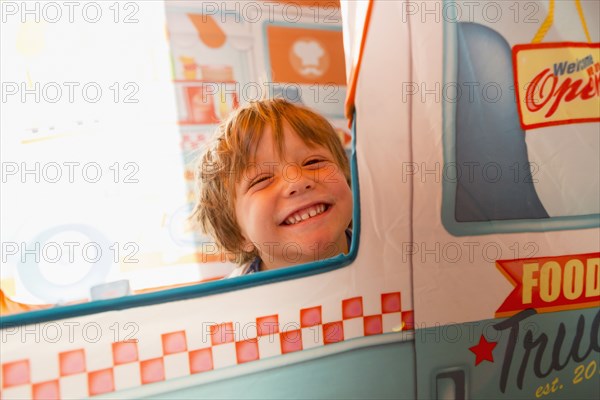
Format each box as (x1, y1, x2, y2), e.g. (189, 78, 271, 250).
(512, 42, 600, 130)
(266, 25, 346, 85)
(187, 14, 226, 49)
(495, 253, 600, 318)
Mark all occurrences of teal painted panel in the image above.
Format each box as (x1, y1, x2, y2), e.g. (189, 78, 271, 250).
(415, 308, 600, 399)
(148, 341, 416, 399)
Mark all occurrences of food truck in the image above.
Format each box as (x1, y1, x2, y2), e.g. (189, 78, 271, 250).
(1, 1, 598, 398)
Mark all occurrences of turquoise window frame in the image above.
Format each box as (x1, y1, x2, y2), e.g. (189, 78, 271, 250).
(440, 0, 600, 236)
(1, 117, 360, 327)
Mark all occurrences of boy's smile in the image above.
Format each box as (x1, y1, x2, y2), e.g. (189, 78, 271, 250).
(281, 203, 329, 225)
(234, 122, 353, 271)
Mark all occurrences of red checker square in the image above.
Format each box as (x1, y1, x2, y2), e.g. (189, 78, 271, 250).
(32, 380, 59, 400)
(210, 322, 235, 346)
(364, 315, 383, 336)
(236, 340, 260, 364)
(189, 348, 213, 374)
(162, 331, 187, 355)
(342, 297, 363, 319)
(2, 359, 30, 388)
(323, 321, 344, 345)
(402, 310, 415, 331)
(256, 315, 279, 336)
(59, 349, 86, 376)
(112, 341, 138, 365)
(88, 368, 114, 396)
(300, 306, 322, 328)
(280, 330, 303, 354)
(140, 358, 165, 385)
(382, 292, 401, 313)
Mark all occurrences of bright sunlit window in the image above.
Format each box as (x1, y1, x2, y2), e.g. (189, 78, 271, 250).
(1, 0, 349, 315)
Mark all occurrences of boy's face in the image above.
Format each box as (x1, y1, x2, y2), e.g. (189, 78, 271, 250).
(234, 123, 352, 270)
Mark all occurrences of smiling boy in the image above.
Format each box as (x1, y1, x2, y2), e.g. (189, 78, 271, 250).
(191, 98, 352, 276)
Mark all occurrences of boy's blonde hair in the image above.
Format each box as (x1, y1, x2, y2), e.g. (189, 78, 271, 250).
(191, 98, 351, 264)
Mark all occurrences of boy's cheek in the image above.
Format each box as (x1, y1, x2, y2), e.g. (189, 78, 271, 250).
(319, 164, 339, 182)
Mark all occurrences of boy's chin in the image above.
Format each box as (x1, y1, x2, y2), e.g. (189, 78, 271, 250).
(262, 242, 345, 269)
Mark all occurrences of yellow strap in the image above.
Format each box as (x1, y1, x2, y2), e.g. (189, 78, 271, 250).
(532, 0, 591, 44)
(532, 0, 554, 44)
(574, 0, 592, 43)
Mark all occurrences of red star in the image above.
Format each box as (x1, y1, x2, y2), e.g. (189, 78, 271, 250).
(469, 335, 497, 366)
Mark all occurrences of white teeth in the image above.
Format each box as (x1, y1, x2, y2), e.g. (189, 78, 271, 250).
(284, 204, 327, 225)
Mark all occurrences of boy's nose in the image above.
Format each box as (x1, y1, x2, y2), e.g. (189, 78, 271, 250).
(287, 182, 313, 196)
(284, 170, 314, 197)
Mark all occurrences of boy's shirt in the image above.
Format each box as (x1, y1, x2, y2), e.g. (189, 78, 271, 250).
(226, 229, 352, 278)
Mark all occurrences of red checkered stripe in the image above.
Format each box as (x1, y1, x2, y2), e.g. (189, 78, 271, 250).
(1, 292, 413, 399)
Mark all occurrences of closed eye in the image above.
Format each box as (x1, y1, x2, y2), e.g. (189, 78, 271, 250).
(303, 158, 326, 167)
(249, 175, 272, 189)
